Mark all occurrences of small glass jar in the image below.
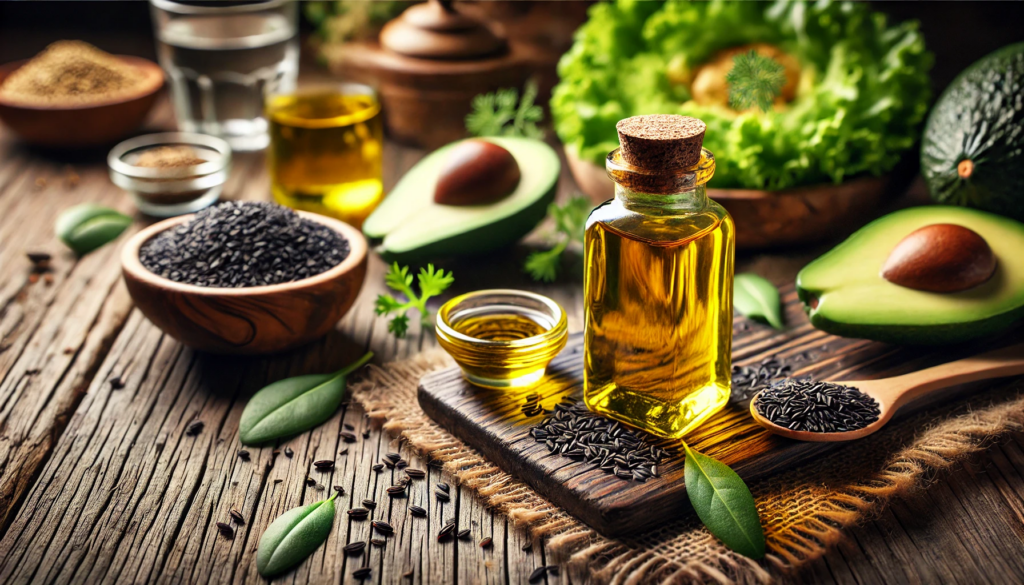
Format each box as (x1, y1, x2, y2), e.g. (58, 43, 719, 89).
(108, 132, 232, 217)
(436, 290, 568, 389)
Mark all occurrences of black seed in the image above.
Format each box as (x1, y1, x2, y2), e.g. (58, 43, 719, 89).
(372, 520, 394, 535)
(383, 459, 395, 469)
(313, 459, 334, 470)
(139, 202, 350, 288)
(437, 523, 456, 541)
(436, 482, 449, 493)
(216, 522, 233, 539)
(370, 538, 386, 547)
(457, 528, 470, 540)
(479, 537, 493, 548)
(229, 509, 245, 525)
(372, 464, 384, 472)
(340, 431, 357, 442)
(387, 485, 406, 497)
(547, 565, 560, 576)
(522, 541, 533, 552)
(237, 450, 250, 461)
(110, 376, 125, 390)
(284, 447, 293, 458)
(396, 459, 408, 469)
(353, 567, 371, 579)
(529, 567, 547, 583)
(405, 468, 425, 479)
(343, 541, 366, 555)
(362, 429, 370, 438)
(385, 452, 401, 462)
(435, 491, 450, 502)
(409, 505, 427, 517)
(348, 508, 369, 519)
(362, 499, 376, 509)
(334, 485, 345, 494)
(185, 420, 204, 436)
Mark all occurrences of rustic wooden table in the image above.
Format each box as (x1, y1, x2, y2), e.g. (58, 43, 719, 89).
(0, 99, 1021, 585)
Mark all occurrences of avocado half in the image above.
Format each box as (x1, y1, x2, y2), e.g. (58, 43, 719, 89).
(363, 137, 560, 263)
(796, 206, 1024, 345)
(921, 42, 1024, 221)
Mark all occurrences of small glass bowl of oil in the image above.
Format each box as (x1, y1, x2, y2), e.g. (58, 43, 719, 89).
(436, 290, 568, 390)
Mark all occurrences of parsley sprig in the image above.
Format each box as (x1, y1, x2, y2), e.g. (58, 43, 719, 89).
(465, 80, 544, 139)
(524, 196, 593, 282)
(726, 50, 785, 112)
(374, 263, 454, 338)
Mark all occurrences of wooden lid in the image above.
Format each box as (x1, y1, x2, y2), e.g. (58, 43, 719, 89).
(380, 0, 506, 60)
(616, 115, 706, 170)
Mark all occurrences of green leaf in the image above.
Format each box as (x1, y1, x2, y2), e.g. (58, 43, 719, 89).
(374, 294, 404, 316)
(524, 248, 562, 283)
(55, 204, 131, 255)
(465, 80, 545, 139)
(388, 314, 410, 338)
(384, 262, 412, 292)
(684, 444, 765, 559)
(417, 264, 454, 299)
(734, 273, 784, 329)
(239, 352, 372, 445)
(726, 49, 786, 113)
(523, 196, 593, 282)
(257, 493, 337, 577)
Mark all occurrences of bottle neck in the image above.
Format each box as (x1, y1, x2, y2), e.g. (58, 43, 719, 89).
(614, 183, 708, 215)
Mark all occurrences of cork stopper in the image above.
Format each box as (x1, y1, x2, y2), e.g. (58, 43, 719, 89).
(616, 115, 706, 170)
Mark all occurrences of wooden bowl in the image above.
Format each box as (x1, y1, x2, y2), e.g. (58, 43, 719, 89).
(121, 212, 368, 355)
(566, 147, 888, 250)
(0, 56, 164, 148)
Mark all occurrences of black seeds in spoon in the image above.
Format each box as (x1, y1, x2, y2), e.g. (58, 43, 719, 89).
(139, 201, 349, 288)
(409, 506, 427, 517)
(343, 541, 365, 555)
(755, 378, 880, 433)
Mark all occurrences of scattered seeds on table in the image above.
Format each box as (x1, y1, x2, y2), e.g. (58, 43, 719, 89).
(435, 490, 450, 502)
(139, 201, 350, 288)
(229, 509, 245, 525)
(372, 464, 384, 472)
(353, 567, 371, 580)
(436, 482, 449, 493)
(347, 508, 369, 520)
(457, 528, 470, 540)
(405, 468, 425, 479)
(362, 499, 377, 509)
(340, 431, 357, 442)
(409, 505, 427, 517)
(437, 523, 456, 541)
(755, 378, 881, 432)
(731, 355, 794, 401)
(237, 450, 250, 461)
(216, 522, 234, 539)
(313, 459, 334, 470)
(479, 537, 493, 548)
(185, 420, 204, 436)
(371, 520, 394, 535)
(385, 452, 400, 462)
(343, 541, 365, 555)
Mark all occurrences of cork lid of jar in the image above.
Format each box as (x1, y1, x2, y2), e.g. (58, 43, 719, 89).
(616, 115, 706, 170)
(380, 0, 506, 60)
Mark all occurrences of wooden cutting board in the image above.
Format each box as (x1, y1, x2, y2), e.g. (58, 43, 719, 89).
(418, 286, 1022, 536)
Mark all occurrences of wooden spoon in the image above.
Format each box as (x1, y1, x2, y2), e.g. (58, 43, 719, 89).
(750, 343, 1024, 442)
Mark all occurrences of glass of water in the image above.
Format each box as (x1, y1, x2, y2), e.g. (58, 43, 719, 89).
(150, 0, 299, 151)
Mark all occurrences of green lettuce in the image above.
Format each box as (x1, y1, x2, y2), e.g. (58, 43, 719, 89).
(551, 0, 933, 190)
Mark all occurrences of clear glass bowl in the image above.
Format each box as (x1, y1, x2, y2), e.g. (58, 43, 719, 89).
(108, 131, 232, 217)
(436, 289, 568, 389)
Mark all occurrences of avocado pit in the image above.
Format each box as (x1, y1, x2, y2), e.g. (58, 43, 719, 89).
(881, 223, 996, 293)
(434, 139, 521, 206)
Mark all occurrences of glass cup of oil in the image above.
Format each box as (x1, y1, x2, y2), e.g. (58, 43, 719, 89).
(436, 290, 568, 390)
(266, 83, 383, 228)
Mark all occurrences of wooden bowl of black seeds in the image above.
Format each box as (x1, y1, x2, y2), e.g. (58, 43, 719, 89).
(121, 202, 367, 354)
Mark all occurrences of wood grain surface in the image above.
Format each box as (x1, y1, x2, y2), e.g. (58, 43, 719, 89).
(0, 93, 1020, 584)
(419, 295, 1023, 535)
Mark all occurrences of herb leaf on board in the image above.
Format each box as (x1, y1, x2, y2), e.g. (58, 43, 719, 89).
(56, 204, 131, 255)
(465, 79, 544, 139)
(374, 263, 454, 338)
(683, 443, 765, 559)
(257, 493, 338, 577)
(524, 196, 592, 282)
(734, 273, 784, 329)
(239, 352, 373, 445)
(726, 50, 786, 113)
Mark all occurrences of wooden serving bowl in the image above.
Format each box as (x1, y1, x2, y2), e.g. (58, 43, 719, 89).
(566, 147, 888, 250)
(0, 56, 164, 148)
(121, 212, 368, 355)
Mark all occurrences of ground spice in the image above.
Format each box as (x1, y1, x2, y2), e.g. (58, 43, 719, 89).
(0, 41, 145, 106)
(135, 146, 206, 169)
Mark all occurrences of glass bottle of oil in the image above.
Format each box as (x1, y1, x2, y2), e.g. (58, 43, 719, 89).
(266, 83, 383, 228)
(583, 115, 734, 439)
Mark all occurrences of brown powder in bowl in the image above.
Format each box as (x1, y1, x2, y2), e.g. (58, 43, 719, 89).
(135, 146, 207, 169)
(0, 41, 146, 106)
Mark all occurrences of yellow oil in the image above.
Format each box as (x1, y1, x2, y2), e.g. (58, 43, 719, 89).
(453, 313, 547, 341)
(267, 90, 383, 228)
(583, 198, 734, 438)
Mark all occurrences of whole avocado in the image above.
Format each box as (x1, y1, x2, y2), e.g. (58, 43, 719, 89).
(921, 42, 1024, 221)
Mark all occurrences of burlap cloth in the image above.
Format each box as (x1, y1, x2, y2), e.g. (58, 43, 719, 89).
(352, 351, 1024, 584)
